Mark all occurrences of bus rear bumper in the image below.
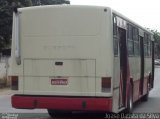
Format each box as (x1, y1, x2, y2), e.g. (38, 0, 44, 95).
(11, 95, 112, 112)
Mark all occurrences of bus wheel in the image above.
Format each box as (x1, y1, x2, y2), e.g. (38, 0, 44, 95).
(141, 93, 149, 101)
(126, 85, 133, 113)
(47, 109, 72, 118)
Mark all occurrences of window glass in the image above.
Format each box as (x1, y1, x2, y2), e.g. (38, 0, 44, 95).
(113, 16, 117, 35)
(133, 27, 139, 41)
(128, 25, 132, 40)
(127, 24, 140, 56)
(144, 45, 148, 56)
(149, 41, 152, 56)
(114, 38, 118, 55)
(135, 29, 139, 41)
(127, 24, 134, 56)
(133, 27, 136, 40)
(133, 27, 139, 56)
(127, 24, 129, 39)
(148, 45, 151, 56)
(113, 15, 118, 56)
(148, 36, 151, 57)
(144, 33, 148, 44)
(128, 40, 134, 55)
(134, 42, 139, 56)
(144, 33, 151, 57)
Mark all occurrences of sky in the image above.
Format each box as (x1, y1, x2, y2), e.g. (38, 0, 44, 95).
(70, 0, 160, 32)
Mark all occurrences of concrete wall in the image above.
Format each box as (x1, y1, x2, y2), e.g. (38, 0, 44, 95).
(0, 57, 10, 87)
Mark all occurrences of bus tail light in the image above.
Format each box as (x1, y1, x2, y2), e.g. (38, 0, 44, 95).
(101, 77, 111, 92)
(11, 76, 18, 90)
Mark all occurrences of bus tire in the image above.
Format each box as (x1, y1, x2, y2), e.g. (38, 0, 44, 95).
(126, 85, 133, 113)
(47, 109, 71, 118)
(141, 93, 149, 101)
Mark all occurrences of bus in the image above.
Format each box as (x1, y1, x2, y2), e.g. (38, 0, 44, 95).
(10, 5, 154, 117)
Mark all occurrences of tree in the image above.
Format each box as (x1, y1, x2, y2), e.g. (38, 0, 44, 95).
(0, 0, 32, 52)
(32, 0, 70, 6)
(0, 0, 13, 51)
(152, 30, 160, 59)
(0, 0, 70, 52)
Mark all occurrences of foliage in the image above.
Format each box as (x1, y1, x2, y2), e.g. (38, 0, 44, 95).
(0, 0, 70, 52)
(32, 0, 70, 5)
(3, 0, 159, 59)
(0, 0, 12, 51)
(151, 30, 160, 59)
(0, 0, 32, 51)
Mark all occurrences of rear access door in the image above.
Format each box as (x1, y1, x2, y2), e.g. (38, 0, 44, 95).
(23, 59, 96, 96)
(140, 36, 144, 95)
(118, 28, 128, 108)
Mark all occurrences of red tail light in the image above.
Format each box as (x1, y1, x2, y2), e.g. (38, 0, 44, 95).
(11, 76, 18, 90)
(101, 77, 111, 92)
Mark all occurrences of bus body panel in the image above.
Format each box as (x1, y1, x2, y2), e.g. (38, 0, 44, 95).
(10, 5, 154, 113)
(23, 59, 96, 96)
(10, 6, 113, 97)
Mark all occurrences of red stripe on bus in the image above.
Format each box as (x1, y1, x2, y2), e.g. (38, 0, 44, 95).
(125, 58, 131, 107)
(12, 95, 112, 112)
(119, 71, 123, 107)
(132, 76, 149, 102)
(133, 79, 140, 102)
(143, 76, 149, 94)
(138, 76, 149, 98)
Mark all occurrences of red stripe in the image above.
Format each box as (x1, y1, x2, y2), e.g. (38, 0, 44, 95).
(12, 95, 112, 112)
(119, 71, 123, 107)
(125, 58, 131, 107)
(132, 76, 149, 102)
(133, 79, 140, 102)
(143, 76, 149, 94)
(138, 76, 149, 98)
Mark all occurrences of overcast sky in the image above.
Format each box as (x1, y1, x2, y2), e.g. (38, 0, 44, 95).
(70, 0, 160, 32)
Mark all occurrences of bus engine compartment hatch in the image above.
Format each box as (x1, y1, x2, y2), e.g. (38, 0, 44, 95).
(23, 59, 96, 96)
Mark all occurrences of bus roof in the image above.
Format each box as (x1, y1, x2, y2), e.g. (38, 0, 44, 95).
(112, 9, 153, 35)
(18, 5, 153, 37)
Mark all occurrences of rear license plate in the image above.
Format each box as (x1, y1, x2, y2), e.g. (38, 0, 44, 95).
(51, 79, 68, 85)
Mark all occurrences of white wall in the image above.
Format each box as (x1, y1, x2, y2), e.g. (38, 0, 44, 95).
(0, 57, 10, 86)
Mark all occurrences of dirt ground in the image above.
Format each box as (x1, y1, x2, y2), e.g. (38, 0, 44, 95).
(0, 87, 12, 95)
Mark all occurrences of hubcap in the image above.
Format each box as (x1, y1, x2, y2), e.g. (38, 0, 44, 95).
(129, 91, 133, 110)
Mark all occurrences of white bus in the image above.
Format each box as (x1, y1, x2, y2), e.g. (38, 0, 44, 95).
(10, 5, 154, 117)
